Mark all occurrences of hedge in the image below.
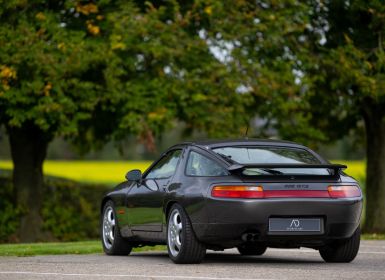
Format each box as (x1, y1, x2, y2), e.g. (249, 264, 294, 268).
(0, 169, 110, 243)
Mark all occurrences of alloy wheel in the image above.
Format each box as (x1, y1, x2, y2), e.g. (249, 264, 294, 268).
(168, 209, 183, 257)
(102, 206, 115, 249)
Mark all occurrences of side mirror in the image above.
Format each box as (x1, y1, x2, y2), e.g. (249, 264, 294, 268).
(125, 169, 142, 182)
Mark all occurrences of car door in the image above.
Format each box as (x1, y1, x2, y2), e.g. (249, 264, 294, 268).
(126, 149, 183, 232)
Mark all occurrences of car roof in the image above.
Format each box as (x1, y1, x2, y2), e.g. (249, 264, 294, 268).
(177, 138, 306, 149)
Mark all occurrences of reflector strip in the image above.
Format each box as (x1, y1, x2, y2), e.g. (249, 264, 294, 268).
(263, 190, 329, 198)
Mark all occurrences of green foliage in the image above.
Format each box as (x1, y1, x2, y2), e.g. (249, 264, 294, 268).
(0, 1, 108, 138)
(0, 172, 22, 241)
(42, 178, 106, 241)
(0, 0, 318, 149)
(0, 170, 108, 242)
(265, 1, 385, 232)
(274, 0, 385, 144)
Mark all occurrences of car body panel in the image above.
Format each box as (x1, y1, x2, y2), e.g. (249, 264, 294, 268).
(101, 139, 363, 249)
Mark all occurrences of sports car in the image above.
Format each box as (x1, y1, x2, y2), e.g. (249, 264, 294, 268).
(101, 139, 362, 263)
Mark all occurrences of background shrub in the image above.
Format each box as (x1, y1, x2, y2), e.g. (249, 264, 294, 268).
(0, 170, 110, 243)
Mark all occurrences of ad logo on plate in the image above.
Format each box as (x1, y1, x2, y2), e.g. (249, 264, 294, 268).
(287, 219, 303, 230)
(290, 219, 300, 228)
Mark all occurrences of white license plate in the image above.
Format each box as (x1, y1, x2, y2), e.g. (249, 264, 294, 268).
(269, 218, 321, 232)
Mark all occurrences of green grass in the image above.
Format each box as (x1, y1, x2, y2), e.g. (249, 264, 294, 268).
(0, 160, 152, 185)
(0, 241, 167, 257)
(0, 241, 102, 256)
(362, 233, 385, 240)
(332, 160, 366, 179)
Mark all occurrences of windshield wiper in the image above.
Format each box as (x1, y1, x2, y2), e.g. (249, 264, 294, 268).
(260, 168, 283, 175)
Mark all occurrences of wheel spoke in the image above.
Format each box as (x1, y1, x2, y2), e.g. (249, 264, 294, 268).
(175, 234, 182, 248)
(109, 228, 114, 242)
(173, 213, 179, 227)
(107, 210, 114, 223)
(176, 221, 182, 230)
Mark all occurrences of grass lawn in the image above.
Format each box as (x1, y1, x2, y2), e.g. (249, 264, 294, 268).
(0, 160, 152, 185)
(333, 160, 366, 182)
(0, 241, 167, 257)
(0, 160, 365, 185)
(0, 234, 383, 256)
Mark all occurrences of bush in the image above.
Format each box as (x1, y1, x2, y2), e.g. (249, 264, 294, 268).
(0, 169, 110, 242)
(0, 171, 22, 242)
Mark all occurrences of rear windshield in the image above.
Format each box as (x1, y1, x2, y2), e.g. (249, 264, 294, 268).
(212, 146, 329, 175)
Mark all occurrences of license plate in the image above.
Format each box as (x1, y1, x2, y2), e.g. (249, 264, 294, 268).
(269, 218, 321, 232)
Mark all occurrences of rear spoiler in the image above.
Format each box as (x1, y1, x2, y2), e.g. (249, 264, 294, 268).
(227, 163, 347, 175)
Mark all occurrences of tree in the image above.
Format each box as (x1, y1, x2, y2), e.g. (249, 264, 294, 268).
(0, 0, 110, 241)
(0, 0, 254, 241)
(307, 0, 385, 232)
(273, 1, 385, 232)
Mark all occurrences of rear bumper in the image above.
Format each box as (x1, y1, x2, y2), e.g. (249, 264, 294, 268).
(192, 198, 362, 248)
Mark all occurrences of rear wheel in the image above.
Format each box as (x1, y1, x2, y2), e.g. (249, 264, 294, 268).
(167, 204, 206, 264)
(319, 228, 360, 262)
(237, 244, 267, 256)
(101, 200, 132, 255)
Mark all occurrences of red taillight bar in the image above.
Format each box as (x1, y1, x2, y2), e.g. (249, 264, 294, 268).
(211, 185, 361, 199)
(211, 186, 264, 198)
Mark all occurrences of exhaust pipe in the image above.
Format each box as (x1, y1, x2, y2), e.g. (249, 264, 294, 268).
(242, 232, 259, 242)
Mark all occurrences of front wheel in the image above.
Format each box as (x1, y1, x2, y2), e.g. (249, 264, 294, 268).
(319, 228, 360, 263)
(167, 204, 206, 264)
(101, 200, 132, 255)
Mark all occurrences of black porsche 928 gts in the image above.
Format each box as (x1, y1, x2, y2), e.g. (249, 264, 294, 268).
(101, 139, 362, 264)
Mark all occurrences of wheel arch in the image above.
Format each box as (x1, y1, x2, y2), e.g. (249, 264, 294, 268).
(101, 196, 112, 213)
(164, 200, 178, 221)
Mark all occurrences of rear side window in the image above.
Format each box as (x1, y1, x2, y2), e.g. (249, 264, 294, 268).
(186, 151, 228, 176)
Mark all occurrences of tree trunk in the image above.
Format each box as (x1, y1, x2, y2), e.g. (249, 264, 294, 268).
(7, 124, 51, 242)
(362, 105, 385, 233)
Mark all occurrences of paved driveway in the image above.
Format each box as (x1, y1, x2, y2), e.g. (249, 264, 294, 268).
(0, 240, 384, 280)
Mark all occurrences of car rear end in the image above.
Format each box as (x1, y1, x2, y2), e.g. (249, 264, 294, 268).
(194, 145, 363, 255)
(200, 178, 362, 248)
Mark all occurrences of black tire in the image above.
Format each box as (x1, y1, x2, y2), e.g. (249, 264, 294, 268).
(237, 244, 267, 256)
(319, 228, 360, 263)
(101, 200, 132, 255)
(167, 204, 206, 264)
